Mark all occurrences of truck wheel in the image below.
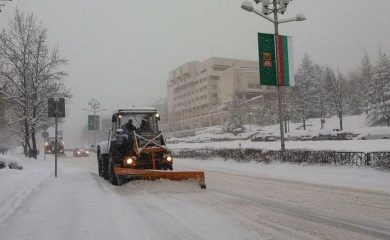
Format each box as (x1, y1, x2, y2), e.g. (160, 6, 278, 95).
(102, 155, 109, 180)
(97, 152, 102, 177)
(117, 176, 124, 186)
(108, 157, 121, 186)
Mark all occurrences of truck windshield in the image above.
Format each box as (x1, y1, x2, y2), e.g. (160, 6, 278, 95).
(121, 113, 158, 135)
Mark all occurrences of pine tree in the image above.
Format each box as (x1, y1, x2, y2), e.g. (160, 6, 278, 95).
(348, 53, 373, 115)
(367, 50, 390, 126)
(223, 94, 245, 133)
(293, 54, 322, 129)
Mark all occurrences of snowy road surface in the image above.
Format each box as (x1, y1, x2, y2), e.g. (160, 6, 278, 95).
(1, 153, 390, 240)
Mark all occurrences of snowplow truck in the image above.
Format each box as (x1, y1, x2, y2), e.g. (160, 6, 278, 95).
(97, 107, 206, 188)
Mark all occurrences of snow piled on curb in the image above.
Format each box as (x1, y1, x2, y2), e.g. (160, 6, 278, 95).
(176, 158, 390, 194)
(0, 154, 53, 224)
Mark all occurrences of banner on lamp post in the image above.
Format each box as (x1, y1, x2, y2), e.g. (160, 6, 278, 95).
(88, 115, 100, 131)
(258, 33, 295, 87)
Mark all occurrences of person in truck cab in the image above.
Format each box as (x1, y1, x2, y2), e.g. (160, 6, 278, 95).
(140, 119, 152, 133)
(123, 119, 136, 133)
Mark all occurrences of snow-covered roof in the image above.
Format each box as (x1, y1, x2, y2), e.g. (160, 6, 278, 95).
(114, 107, 157, 115)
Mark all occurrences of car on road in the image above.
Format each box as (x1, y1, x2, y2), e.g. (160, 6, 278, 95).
(73, 148, 89, 157)
(45, 137, 65, 154)
(356, 127, 390, 140)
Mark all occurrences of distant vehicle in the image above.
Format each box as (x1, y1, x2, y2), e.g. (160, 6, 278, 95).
(286, 130, 313, 141)
(356, 127, 390, 140)
(251, 132, 279, 142)
(312, 128, 354, 141)
(336, 131, 354, 140)
(73, 148, 89, 157)
(44, 137, 64, 154)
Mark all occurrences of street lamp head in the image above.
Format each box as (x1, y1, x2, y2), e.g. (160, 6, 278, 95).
(296, 13, 306, 21)
(262, 0, 270, 8)
(241, 0, 254, 12)
(262, 6, 272, 15)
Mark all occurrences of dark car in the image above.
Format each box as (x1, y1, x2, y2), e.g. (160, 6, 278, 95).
(251, 133, 279, 142)
(73, 148, 89, 157)
(45, 137, 64, 154)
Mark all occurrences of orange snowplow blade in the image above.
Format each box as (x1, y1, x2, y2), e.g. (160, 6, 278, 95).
(114, 167, 206, 189)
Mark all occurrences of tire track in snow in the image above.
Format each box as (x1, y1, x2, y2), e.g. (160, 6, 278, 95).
(209, 187, 390, 239)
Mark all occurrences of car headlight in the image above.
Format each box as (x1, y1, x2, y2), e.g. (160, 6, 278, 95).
(167, 156, 172, 162)
(77, 151, 80, 154)
(45, 142, 48, 146)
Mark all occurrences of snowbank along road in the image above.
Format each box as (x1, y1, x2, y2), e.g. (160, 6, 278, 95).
(1, 153, 390, 240)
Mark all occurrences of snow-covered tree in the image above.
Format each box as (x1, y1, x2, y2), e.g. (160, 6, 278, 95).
(347, 53, 374, 115)
(367, 50, 390, 126)
(223, 93, 245, 133)
(292, 54, 322, 129)
(323, 67, 347, 130)
(0, 10, 70, 158)
(253, 92, 278, 126)
(0, 98, 8, 144)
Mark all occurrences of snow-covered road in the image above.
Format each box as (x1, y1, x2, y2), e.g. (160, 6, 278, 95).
(1, 153, 390, 240)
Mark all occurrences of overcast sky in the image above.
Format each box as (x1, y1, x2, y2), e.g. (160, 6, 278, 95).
(1, 0, 389, 144)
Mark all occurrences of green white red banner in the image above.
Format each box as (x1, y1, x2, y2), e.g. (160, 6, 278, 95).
(258, 33, 295, 86)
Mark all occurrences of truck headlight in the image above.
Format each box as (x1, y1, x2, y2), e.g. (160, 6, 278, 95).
(167, 156, 172, 162)
(126, 158, 133, 164)
(126, 156, 137, 165)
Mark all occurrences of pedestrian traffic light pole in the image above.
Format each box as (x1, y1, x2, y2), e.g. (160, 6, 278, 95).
(48, 97, 65, 178)
(241, 0, 306, 160)
(54, 102, 59, 177)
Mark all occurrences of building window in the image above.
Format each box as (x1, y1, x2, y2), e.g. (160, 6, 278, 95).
(212, 65, 230, 71)
(209, 75, 220, 80)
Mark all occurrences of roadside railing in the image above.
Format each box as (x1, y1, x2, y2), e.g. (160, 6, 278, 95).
(172, 148, 390, 169)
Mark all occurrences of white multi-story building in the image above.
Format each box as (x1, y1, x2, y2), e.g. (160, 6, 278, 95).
(166, 57, 276, 132)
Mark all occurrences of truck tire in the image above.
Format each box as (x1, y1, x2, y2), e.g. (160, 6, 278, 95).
(97, 150, 102, 177)
(102, 155, 109, 180)
(108, 157, 122, 186)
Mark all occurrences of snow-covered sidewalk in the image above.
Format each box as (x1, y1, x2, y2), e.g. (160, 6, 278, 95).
(0, 155, 53, 224)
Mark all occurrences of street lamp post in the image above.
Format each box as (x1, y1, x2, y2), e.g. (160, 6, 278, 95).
(82, 98, 105, 151)
(241, 0, 305, 159)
